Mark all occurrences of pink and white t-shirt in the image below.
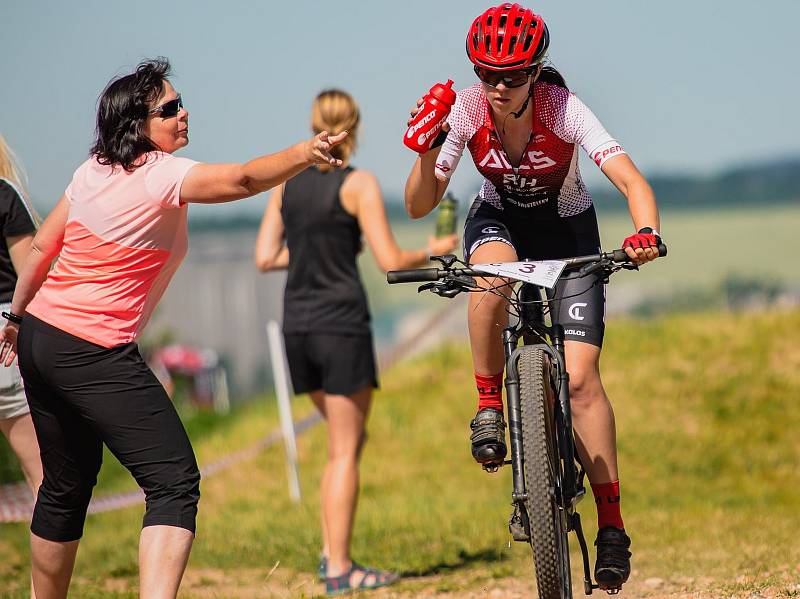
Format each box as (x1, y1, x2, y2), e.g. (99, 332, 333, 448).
(27, 152, 199, 347)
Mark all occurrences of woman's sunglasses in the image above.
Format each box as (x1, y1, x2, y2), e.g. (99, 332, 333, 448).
(474, 66, 535, 89)
(149, 95, 183, 118)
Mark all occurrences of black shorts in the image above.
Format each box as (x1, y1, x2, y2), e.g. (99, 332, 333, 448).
(283, 332, 379, 396)
(18, 315, 201, 541)
(463, 199, 606, 347)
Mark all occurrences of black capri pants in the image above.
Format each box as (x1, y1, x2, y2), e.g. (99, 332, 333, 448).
(18, 314, 200, 542)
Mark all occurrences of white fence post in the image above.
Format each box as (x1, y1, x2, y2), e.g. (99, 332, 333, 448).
(266, 320, 302, 502)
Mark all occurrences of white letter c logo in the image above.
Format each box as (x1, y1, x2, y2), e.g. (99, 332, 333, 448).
(568, 302, 588, 321)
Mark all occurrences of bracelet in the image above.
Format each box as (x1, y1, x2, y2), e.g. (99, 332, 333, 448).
(2, 311, 23, 325)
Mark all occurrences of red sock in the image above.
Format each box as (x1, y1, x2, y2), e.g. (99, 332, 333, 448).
(475, 372, 504, 412)
(591, 480, 624, 530)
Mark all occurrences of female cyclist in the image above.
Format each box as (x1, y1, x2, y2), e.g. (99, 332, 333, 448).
(404, 3, 663, 591)
(255, 89, 457, 595)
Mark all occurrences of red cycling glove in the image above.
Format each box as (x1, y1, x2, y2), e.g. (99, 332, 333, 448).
(622, 227, 661, 250)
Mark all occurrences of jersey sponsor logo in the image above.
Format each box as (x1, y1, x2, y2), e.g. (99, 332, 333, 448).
(592, 145, 623, 166)
(435, 161, 451, 173)
(568, 302, 588, 320)
(564, 328, 586, 337)
(503, 173, 544, 190)
(506, 196, 548, 208)
(527, 150, 557, 170)
(478, 148, 513, 170)
(534, 133, 546, 143)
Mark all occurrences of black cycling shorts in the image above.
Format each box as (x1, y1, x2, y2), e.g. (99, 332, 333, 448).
(18, 314, 201, 542)
(463, 199, 606, 347)
(283, 332, 379, 396)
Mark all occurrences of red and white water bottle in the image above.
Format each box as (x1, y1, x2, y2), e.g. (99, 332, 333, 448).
(403, 80, 457, 153)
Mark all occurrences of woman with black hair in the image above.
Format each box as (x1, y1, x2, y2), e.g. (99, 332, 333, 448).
(0, 57, 347, 599)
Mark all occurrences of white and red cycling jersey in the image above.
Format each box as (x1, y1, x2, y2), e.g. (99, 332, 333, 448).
(435, 82, 625, 217)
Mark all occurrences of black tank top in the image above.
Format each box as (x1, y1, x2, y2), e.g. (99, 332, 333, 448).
(281, 166, 371, 335)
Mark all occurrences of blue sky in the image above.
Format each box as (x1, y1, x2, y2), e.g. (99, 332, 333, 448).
(2, 0, 797, 218)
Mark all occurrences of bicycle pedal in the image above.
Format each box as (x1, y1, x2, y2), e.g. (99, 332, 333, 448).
(603, 587, 622, 595)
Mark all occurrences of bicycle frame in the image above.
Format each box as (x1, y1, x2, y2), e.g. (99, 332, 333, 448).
(503, 283, 599, 595)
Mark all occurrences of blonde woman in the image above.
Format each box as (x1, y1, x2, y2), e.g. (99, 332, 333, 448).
(0, 134, 42, 500)
(255, 89, 457, 595)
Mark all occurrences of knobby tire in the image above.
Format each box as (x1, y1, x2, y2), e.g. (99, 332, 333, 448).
(517, 346, 572, 599)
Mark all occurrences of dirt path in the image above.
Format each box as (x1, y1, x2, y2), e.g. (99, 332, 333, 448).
(132, 566, 800, 598)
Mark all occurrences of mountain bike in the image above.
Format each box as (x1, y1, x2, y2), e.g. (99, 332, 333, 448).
(387, 244, 666, 599)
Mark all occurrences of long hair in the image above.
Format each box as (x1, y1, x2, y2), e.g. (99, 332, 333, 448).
(311, 89, 360, 172)
(0, 134, 42, 226)
(90, 58, 171, 172)
(537, 64, 567, 89)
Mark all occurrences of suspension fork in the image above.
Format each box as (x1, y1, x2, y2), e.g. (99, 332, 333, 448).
(550, 324, 579, 504)
(502, 326, 527, 501)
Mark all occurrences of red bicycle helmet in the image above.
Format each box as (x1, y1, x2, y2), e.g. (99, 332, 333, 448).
(466, 3, 549, 71)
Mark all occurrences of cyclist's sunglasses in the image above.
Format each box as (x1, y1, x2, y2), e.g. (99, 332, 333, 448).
(474, 66, 535, 89)
(149, 95, 183, 118)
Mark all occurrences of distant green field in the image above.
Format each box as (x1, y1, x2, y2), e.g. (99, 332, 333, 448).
(361, 203, 800, 311)
(1, 308, 798, 597)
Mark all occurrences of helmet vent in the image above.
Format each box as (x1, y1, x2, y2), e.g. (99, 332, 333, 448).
(487, 15, 493, 26)
(508, 36, 517, 54)
(499, 14, 507, 29)
(514, 16, 523, 27)
(523, 34, 533, 52)
(496, 34, 504, 54)
(485, 35, 491, 52)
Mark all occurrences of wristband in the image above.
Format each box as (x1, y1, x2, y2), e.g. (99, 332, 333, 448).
(2, 311, 23, 325)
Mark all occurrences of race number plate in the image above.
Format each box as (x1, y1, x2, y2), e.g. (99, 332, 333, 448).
(472, 260, 567, 289)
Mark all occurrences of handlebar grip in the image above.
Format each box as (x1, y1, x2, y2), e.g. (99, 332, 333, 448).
(612, 243, 669, 263)
(387, 268, 440, 284)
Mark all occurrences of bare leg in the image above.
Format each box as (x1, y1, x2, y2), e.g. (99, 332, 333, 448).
(2, 414, 43, 599)
(309, 390, 330, 561)
(138, 525, 194, 599)
(565, 341, 618, 484)
(30, 533, 79, 599)
(467, 242, 518, 376)
(321, 387, 371, 579)
(0, 413, 43, 497)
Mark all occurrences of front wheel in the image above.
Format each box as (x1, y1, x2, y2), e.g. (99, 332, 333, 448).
(517, 346, 572, 599)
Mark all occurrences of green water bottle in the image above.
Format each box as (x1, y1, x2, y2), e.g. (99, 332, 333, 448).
(435, 193, 458, 237)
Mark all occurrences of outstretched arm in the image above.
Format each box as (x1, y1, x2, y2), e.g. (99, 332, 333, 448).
(349, 171, 457, 273)
(602, 154, 661, 264)
(181, 130, 349, 204)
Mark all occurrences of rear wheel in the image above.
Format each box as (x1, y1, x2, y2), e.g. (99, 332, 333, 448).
(517, 346, 572, 599)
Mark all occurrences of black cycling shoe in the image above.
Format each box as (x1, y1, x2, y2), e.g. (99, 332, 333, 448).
(469, 408, 507, 464)
(594, 526, 632, 591)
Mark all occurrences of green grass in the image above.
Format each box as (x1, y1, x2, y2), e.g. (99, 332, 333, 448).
(1, 309, 799, 597)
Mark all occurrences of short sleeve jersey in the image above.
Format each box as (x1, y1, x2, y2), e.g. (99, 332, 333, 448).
(26, 152, 198, 347)
(435, 82, 626, 216)
(0, 179, 37, 303)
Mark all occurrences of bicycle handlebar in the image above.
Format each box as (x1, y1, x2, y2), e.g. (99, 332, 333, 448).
(386, 268, 441, 284)
(386, 243, 667, 284)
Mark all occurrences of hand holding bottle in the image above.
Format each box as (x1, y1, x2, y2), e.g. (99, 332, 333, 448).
(404, 80, 456, 153)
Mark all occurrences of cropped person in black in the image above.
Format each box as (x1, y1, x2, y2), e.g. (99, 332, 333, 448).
(255, 89, 457, 596)
(0, 134, 42, 503)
